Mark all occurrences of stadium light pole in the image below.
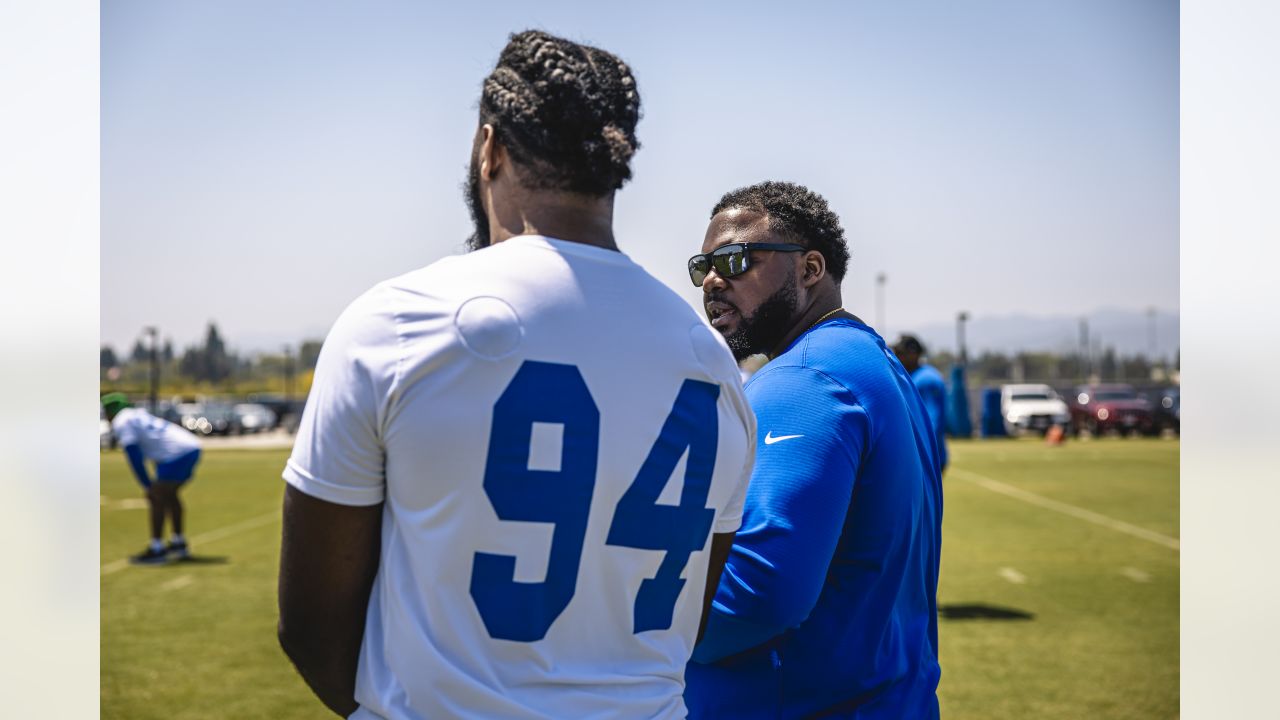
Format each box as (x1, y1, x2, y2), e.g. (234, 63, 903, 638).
(1079, 317, 1089, 382)
(875, 273, 887, 333)
(956, 311, 969, 365)
(145, 326, 159, 414)
(1146, 306, 1157, 365)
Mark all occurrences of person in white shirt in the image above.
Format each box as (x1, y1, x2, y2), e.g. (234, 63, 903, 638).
(101, 392, 202, 564)
(277, 30, 755, 720)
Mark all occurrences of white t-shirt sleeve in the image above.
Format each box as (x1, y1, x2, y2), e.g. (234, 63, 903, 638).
(284, 287, 402, 507)
(713, 392, 756, 534)
(708, 338, 757, 535)
(112, 413, 140, 447)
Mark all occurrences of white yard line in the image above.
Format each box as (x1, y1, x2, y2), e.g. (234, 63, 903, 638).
(101, 511, 279, 576)
(101, 498, 149, 511)
(949, 468, 1179, 551)
(1120, 567, 1152, 583)
(998, 567, 1027, 584)
(160, 575, 194, 592)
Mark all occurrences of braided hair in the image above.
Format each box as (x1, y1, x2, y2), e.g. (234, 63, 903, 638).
(480, 30, 642, 196)
(712, 181, 851, 282)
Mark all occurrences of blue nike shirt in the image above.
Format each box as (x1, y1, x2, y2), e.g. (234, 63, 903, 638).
(685, 317, 943, 719)
(911, 363, 949, 470)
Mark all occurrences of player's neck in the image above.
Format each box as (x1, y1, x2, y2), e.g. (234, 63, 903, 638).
(490, 191, 618, 251)
(768, 288, 844, 359)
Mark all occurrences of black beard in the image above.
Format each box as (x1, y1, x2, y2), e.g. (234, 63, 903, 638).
(720, 274, 799, 361)
(463, 144, 490, 252)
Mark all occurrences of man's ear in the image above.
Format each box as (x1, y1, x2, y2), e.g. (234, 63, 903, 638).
(801, 250, 827, 288)
(478, 124, 504, 181)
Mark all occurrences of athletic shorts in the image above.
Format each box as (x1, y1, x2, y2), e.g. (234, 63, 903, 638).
(156, 449, 201, 484)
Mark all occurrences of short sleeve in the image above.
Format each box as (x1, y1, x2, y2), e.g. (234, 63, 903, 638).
(690, 322, 757, 535)
(283, 287, 402, 507)
(112, 414, 139, 447)
(713, 458, 752, 534)
(712, 379, 756, 534)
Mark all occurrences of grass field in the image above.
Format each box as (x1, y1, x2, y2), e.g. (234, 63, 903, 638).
(101, 437, 1178, 719)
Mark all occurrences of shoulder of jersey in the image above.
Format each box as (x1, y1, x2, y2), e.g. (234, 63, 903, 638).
(112, 407, 143, 430)
(377, 243, 551, 299)
(338, 254, 477, 323)
(773, 319, 871, 363)
(767, 322, 894, 391)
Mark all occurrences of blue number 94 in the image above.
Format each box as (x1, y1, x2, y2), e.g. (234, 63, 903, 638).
(471, 360, 721, 642)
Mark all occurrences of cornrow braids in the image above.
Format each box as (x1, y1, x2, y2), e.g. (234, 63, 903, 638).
(712, 181, 851, 282)
(480, 30, 642, 196)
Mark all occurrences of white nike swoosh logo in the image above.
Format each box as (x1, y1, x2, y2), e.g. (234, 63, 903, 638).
(764, 431, 804, 445)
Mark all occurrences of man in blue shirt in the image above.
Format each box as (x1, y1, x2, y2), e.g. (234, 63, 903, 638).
(894, 334, 949, 473)
(685, 181, 943, 719)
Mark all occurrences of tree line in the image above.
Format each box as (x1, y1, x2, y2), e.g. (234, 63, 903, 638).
(101, 323, 323, 395)
(926, 347, 1178, 389)
(102, 322, 1178, 397)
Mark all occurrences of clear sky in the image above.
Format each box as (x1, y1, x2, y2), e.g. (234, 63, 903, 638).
(101, 0, 1178, 354)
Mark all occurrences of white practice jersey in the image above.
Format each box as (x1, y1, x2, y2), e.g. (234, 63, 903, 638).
(111, 407, 201, 462)
(285, 235, 755, 720)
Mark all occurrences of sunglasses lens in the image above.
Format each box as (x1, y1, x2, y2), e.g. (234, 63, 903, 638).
(712, 246, 748, 278)
(689, 257, 709, 286)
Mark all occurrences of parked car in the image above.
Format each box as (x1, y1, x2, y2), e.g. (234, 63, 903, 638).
(244, 393, 303, 430)
(1070, 383, 1157, 436)
(175, 402, 240, 436)
(1153, 387, 1180, 434)
(1000, 383, 1071, 435)
(233, 403, 277, 434)
(155, 399, 180, 424)
(205, 402, 241, 435)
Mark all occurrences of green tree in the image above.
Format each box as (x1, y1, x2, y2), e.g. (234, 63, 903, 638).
(203, 323, 232, 383)
(177, 323, 236, 384)
(130, 339, 149, 364)
(299, 340, 323, 370)
(1100, 347, 1118, 381)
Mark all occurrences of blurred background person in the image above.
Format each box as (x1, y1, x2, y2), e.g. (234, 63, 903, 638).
(101, 392, 202, 564)
(894, 334, 949, 474)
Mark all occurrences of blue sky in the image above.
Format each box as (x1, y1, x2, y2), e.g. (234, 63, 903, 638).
(101, 0, 1178, 354)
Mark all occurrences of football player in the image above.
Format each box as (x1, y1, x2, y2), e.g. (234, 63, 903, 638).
(101, 392, 201, 564)
(277, 30, 755, 719)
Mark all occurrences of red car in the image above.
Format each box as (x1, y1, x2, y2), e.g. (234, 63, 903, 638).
(1070, 384, 1157, 436)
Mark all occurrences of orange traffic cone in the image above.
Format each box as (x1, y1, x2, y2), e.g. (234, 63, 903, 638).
(1045, 424, 1065, 446)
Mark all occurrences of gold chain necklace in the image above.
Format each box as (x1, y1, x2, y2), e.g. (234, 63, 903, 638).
(806, 307, 845, 333)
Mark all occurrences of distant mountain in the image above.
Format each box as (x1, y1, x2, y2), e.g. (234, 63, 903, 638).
(907, 307, 1179, 359)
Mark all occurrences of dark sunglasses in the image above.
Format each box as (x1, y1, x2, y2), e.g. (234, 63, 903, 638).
(687, 242, 806, 286)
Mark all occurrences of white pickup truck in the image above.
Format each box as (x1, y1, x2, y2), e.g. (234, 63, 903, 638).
(1000, 383, 1071, 435)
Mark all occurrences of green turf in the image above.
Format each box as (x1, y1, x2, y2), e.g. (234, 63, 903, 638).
(101, 450, 326, 719)
(101, 438, 1178, 719)
(937, 437, 1179, 719)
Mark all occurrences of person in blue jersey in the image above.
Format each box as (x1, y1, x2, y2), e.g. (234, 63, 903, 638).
(102, 392, 202, 565)
(684, 181, 944, 719)
(894, 334, 950, 473)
